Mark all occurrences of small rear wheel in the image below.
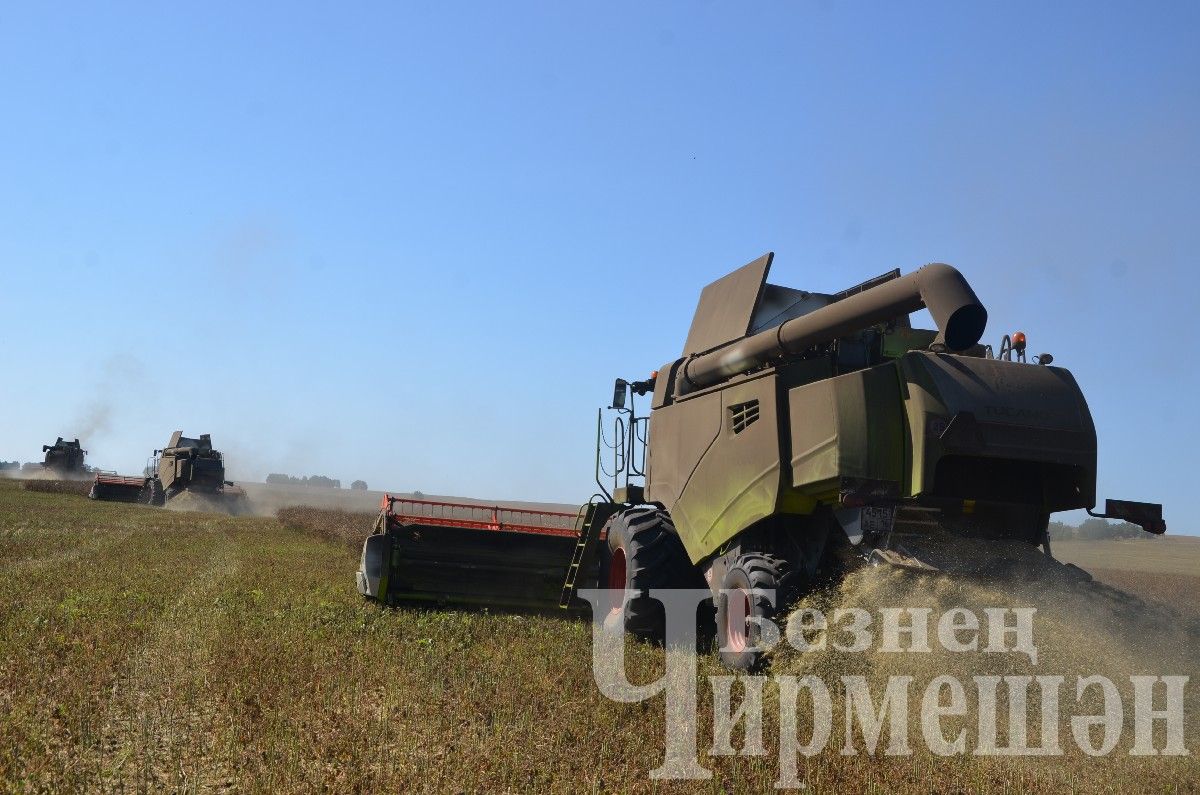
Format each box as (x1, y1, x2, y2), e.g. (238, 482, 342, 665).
(717, 553, 796, 671)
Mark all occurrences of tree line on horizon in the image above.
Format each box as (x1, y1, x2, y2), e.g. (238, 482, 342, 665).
(1048, 517, 1145, 541)
(265, 473, 369, 490)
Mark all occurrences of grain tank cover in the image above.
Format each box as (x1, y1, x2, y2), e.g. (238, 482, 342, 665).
(683, 253, 774, 356)
(683, 252, 837, 356)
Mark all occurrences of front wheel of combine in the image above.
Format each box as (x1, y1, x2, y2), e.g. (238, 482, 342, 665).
(717, 553, 796, 671)
(601, 507, 702, 642)
(140, 478, 164, 507)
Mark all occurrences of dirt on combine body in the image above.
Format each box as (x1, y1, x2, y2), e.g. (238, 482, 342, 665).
(90, 431, 246, 511)
(357, 253, 1166, 669)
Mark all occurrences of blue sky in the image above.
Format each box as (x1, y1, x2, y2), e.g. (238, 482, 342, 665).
(0, 3, 1196, 531)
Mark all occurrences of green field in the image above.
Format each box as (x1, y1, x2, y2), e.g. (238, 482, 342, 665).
(2, 479, 1198, 792)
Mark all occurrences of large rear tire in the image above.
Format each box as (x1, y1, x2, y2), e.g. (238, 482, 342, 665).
(601, 507, 702, 642)
(717, 552, 797, 671)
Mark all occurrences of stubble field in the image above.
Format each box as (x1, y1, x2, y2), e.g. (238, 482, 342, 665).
(2, 479, 1197, 793)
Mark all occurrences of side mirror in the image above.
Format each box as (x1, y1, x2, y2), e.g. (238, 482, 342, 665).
(611, 378, 628, 410)
(1092, 499, 1166, 535)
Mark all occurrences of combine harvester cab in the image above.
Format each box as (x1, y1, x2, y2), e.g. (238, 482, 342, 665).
(357, 496, 587, 611)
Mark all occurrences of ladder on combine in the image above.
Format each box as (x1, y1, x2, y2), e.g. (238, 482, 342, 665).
(559, 498, 618, 608)
(557, 380, 649, 609)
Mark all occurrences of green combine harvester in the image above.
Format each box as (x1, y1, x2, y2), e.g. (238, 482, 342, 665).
(358, 254, 1165, 669)
(39, 437, 88, 477)
(90, 431, 246, 511)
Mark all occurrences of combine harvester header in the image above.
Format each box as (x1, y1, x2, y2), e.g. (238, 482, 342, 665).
(358, 496, 583, 610)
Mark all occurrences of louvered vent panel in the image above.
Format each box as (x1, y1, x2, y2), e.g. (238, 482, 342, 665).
(729, 400, 760, 434)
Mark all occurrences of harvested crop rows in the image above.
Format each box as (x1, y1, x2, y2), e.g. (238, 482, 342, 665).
(2, 480, 1197, 792)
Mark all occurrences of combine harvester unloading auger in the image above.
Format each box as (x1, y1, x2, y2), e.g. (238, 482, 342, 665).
(90, 431, 246, 512)
(357, 253, 1166, 669)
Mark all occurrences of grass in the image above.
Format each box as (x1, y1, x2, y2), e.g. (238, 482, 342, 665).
(17, 478, 92, 497)
(277, 506, 377, 550)
(1053, 536, 1200, 575)
(2, 478, 1198, 792)
(1054, 537, 1200, 620)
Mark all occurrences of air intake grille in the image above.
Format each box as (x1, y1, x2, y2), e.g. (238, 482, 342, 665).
(729, 400, 760, 434)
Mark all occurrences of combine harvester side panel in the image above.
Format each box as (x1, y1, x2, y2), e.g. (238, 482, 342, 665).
(358, 496, 585, 611)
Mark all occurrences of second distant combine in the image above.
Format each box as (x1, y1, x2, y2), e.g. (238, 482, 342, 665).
(90, 431, 246, 511)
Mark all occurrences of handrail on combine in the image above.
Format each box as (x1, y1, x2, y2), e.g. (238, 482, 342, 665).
(379, 494, 580, 538)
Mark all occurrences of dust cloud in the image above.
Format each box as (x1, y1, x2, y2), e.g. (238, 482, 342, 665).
(769, 556, 1199, 757)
